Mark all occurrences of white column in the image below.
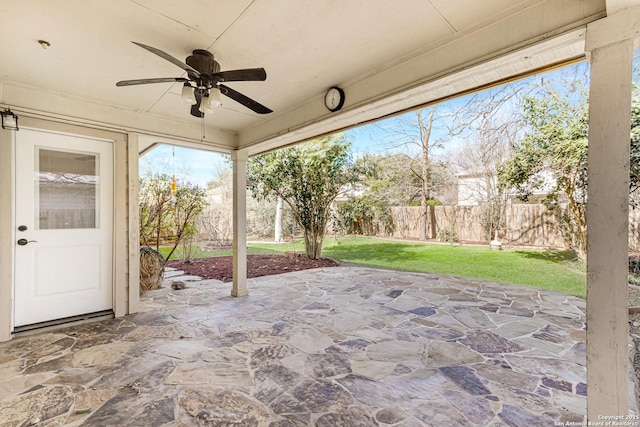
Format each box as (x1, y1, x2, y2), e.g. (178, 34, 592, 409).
(231, 149, 248, 297)
(0, 128, 15, 341)
(127, 133, 141, 313)
(585, 10, 639, 419)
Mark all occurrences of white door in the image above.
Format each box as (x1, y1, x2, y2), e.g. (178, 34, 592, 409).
(14, 129, 113, 327)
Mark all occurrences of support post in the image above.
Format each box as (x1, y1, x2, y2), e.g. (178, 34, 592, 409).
(0, 129, 14, 341)
(127, 133, 141, 313)
(585, 10, 639, 418)
(231, 149, 249, 297)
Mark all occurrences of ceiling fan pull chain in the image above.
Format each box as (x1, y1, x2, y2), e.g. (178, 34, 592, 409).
(201, 114, 205, 143)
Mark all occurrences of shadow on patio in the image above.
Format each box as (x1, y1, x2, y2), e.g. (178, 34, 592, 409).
(0, 266, 610, 425)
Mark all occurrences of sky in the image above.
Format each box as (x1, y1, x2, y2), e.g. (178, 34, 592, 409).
(138, 125, 409, 188)
(137, 124, 403, 187)
(139, 115, 476, 188)
(139, 145, 229, 188)
(140, 59, 597, 188)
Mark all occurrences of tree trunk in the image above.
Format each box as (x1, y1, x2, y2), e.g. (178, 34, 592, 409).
(419, 196, 427, 241)
(429, 204, 437, 239)
(304, 230, 323, 259)
(564, 183, 587, 259)
(417, 109, 436, 240)
(154, 205, 162, 253)
(274, 196, 284, 242)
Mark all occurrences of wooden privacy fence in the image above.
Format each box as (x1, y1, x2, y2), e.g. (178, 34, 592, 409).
(629, 208, 640, 251)
(391, 204, 640, 250)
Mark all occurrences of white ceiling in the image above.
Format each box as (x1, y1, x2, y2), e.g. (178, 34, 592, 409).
(0, 0, 608, 154)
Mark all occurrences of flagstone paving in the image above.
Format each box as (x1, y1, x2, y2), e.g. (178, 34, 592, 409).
(0, 266, 636, 426)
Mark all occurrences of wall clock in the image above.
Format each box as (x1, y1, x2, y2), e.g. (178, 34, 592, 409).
(324, 86, 345, 112)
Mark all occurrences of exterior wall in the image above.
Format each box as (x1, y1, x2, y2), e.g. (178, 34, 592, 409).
(456, 171, 557, 207)
(456, 176, 487, 206)
(0, 117, 136, 341)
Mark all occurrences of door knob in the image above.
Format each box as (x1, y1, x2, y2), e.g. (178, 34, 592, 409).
(17, 239, 37, 246)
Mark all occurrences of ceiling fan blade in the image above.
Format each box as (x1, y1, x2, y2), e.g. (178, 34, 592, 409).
(132, 41, 201, 77)
(214, 68, 267, 82)
(191, 90, 204, 118)
(116, 77, 189, 87)
(219, 84, 272, 114)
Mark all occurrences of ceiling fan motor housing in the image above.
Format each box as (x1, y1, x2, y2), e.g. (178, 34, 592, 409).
(186, 50, 220, 77)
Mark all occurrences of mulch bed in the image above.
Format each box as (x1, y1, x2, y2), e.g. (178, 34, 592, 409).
(166, 254, 339, 282)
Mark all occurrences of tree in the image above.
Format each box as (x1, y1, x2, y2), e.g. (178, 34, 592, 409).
(171, 181, 208, 262)
(451, 98, 522, 241)
(336, 153, 453, 236)
(375, 107, 451, 240)
(498, 70, 640, 258)
(336, 194, 393, 236)
(246, 194, 299, 238)
(454, 130, 513, 241)
(336, 154, 410, 236)
(498, 86, 589, 256)
(417, 109, 438, 239)
(446, 75, 544, 243)
(247, 135, 356, 259)
(354, 153, 420, 206)
(139, 172, 208, 266)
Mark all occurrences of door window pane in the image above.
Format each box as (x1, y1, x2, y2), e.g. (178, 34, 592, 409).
(37, 149, 100, 229)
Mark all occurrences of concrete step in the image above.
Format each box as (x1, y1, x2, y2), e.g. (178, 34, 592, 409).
(173, 275, 203, 282)
(163, 270, 185, 279)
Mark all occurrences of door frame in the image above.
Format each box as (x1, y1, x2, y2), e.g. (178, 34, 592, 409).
(0, 117, 137, 341)
(13, 128, 115, 327)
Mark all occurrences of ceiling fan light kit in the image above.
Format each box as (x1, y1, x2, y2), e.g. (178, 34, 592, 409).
(116, 42, 272, 117)
(180, 83, 197, 105)
(199, 92, 215, 114)
(209, 87, 223, 108)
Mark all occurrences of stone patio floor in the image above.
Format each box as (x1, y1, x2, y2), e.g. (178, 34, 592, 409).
(0, 266, 635, 426)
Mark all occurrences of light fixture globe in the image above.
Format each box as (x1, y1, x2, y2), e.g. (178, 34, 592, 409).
(180, 83, 196, 105)
(199, 92, 215, 114)
(210, 87, 223, 108)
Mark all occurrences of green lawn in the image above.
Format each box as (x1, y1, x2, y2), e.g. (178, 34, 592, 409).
(250, 236, 586, 297)
(158, 235, 586, 296)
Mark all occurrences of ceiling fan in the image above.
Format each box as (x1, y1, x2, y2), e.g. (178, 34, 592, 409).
(116, 42, 272, 117)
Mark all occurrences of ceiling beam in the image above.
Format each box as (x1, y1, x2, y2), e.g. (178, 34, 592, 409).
(606, 0, 640, 14)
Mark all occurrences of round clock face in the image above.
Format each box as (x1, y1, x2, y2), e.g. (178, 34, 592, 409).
(324, 87, 345, 112)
